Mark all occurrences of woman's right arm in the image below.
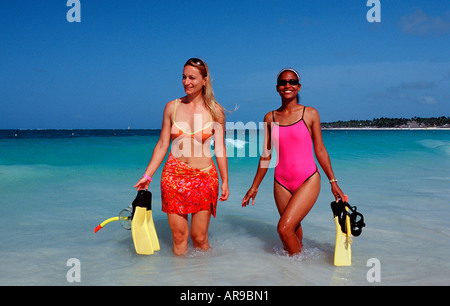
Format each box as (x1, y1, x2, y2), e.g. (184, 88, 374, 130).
(242, 112, 273, 207)
(134, 101, 174, 190)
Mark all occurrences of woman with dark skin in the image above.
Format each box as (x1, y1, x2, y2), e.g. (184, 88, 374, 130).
(242, 68, 344, 255)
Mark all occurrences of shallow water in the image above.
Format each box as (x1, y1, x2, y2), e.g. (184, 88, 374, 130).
(1, 129, 449, 285)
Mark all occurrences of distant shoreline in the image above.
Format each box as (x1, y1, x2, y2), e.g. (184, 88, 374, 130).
(322, 127, 450, 131)
(2, 127, 450, 140)
(321, 117, 450, 130)
(2, 117, 450, 132)
(2, 127, 450, 132)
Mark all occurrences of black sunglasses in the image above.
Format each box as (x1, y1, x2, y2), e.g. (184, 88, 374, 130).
(277, 79, 300, 86)
(188, 58, 205, 67)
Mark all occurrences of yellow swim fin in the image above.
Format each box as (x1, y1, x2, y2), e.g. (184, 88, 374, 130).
(131, 190, 155, 255)
(146, 208, 160, 251)
(131, 206, 154, 255)
(332, 195, 352, 266)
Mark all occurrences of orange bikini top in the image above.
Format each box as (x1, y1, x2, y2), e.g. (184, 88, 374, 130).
(171, 99, 213, 143)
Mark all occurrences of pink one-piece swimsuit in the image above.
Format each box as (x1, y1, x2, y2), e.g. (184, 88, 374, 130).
(271, 107, 319, 194)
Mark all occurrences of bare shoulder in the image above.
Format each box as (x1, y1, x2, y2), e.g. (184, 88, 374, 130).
(161, 99, 178, 123)
(164, 99, 177, 113)
(263, 111, 274, 123)
(304, 106, 319, 116)
(166, 99, 177, 108)
(304, 106, 321, 122)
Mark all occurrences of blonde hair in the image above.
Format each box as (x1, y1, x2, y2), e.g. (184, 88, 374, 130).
(184, 58, 224, 122)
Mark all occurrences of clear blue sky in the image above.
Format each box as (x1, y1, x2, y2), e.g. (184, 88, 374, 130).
(1, 0, 449, 129)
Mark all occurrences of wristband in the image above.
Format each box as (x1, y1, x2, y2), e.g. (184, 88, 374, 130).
(143, 174, 152, 182)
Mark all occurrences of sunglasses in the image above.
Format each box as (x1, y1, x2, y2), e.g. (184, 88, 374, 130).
(277, 79, 300, 86)
(188, 58, 205, 67)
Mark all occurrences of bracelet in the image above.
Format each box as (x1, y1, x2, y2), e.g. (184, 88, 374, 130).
(143, 174, 152, 182)
(329, 178, 338, 184)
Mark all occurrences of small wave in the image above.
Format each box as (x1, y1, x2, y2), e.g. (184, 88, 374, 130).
(418, 139, 450, 156)
(273, 245, 327, 261)
(211, 138, 248, 149)
(427, 176, 450, 181)
(226, 138, 247, 149)
(183, 247, 217, 258)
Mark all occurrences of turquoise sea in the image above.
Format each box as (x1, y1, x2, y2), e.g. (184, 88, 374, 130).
(0, 129, 449, 286)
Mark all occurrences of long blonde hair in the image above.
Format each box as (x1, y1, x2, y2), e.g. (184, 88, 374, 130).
(184, 58, 224, 122)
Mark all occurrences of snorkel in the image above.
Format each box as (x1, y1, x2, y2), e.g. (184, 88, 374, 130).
(94, 206, 132, 233)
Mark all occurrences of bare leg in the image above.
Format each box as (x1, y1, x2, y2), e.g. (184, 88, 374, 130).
(167, 213, 189, 255)
(191, 209, 212, 251)
(274, 173, 321, 255)
(274, 182, 303, 242)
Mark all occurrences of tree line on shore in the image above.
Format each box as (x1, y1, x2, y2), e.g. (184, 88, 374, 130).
(322, 116, 450, 128)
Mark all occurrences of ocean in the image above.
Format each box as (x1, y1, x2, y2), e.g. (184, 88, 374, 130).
(0, 129, 449, 286)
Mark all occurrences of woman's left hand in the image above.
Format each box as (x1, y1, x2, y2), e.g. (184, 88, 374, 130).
(219, 182, 229, 201)
(331, 182, 344, 202)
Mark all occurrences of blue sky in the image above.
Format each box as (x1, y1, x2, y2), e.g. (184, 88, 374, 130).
(1, 0, 449, 129)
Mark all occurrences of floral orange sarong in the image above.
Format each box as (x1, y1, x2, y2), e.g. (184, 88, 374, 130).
(161, 153, 219, 217)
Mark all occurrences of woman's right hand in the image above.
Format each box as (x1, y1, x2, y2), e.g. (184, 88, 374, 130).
(242, 187, 258, 207)
(134, 177, 150, 190)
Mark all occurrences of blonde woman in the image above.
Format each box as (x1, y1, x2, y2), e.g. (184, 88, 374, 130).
(134, 58, 229, 255)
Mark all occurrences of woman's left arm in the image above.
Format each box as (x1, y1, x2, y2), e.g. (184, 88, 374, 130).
(213, 111, 229, 201)
(308, 107, 344, 201)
